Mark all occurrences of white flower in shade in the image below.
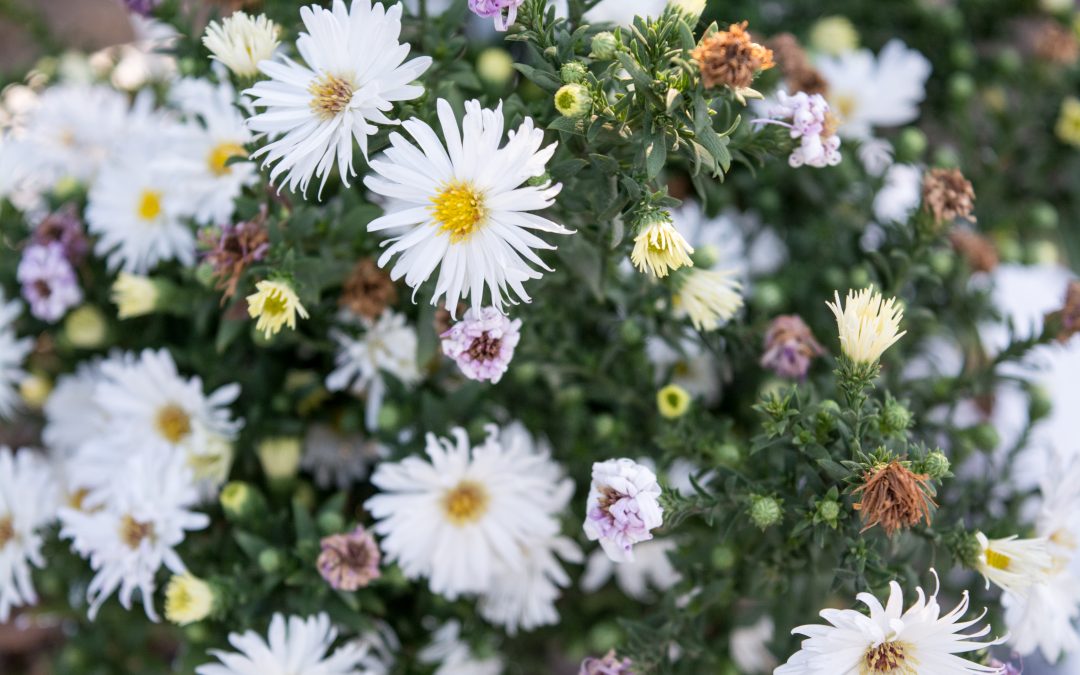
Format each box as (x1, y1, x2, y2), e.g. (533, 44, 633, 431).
(301, 423, 388, 490)
(673, 268, 743, 331)
(365, 99, 570, 315)
(583, 458, 663, 563)
(974, 531, 1054, 596)
(195, 613, 368, 675)
(646, 334, 719, 404)
(365, 424, 565, 600)
(0, 447, 59, 622)
(419, 621, 504, 675)
(440, 307, 522, 383)
(108, 16, 179, 92)
(166, 78, 257, 225)
(754, 91, 841, 169)
(826, 288, 906, 365)
(858, 136, 895, 176)
(59, 448, 209, 620)
(42, 357, 119, 457)
(326, 310, 420, 430)
(245, 0, 432, 195)
(730, 617, 777, 674)
(816, 40, 932, 140)
(202, 11, 281, 79)
(873, 163, 923, 223)
(775, 572, 1005, 674)
(581, 538, 680, 600)
(0, 293, 33, 419)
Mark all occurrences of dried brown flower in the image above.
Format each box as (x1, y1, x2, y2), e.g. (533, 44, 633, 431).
(852, 460, 936, 536)
(767, 33, 828, 96)
(1046, 280, 1080, 343)
(340, 258, 397, 320)
(948, 229, 999, 273)
(1019, 18, 1079, 65)
(692, 21, 775, 91)
(199, 210, 270, 300)
(922, 168, 976, 225)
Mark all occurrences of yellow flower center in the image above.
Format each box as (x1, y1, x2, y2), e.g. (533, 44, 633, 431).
(207, 142, 247, 176)
(833, 93, 856, 122)
(442, 480, 490, 525)
(0, 516, 13, 549)
(985, 548, 1012, 571)
(120, 514, 155, 549)
(862, 641, 916, 674)
(68, 488, 90, 511)
(309, 73, 354, 120)
(137, 189, 163, 221)
(431, 181, 488, 243)
(156, 404, 192, 444)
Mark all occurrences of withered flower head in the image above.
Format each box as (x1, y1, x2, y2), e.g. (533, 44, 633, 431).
(852, 460, 936, 536)
(1046, 280, 1080, 344)
(767, 33, 829, 96)
(760, 314, 826, 380)
(33, 204, 88, 265)
(922, 168, 976, 225)
(948, 229, 999, 273)
(1019, 18, 1079, 66)
(316, 525, 381, 591)
(340, 258, 397, 320)
(691, 21, 775, 92)
(199, 209, 270, 300)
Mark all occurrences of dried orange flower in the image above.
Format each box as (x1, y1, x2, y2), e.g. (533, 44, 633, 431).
(692, 21, 775, 93)
(767, 33, 828, 96)
(853, 460, 936, 536)
(948, 229, 999, 273)
(1020, 19, 1079, 65)
(1046, 280, 1080, 343)
(340, 258, 397, 320)
(922, 168, 976, 225)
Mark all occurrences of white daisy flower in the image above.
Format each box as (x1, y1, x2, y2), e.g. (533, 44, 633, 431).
(195, 612, 369, 675)
(816, 40, 932, 141)
(730, 617, 777, 674)
(365, 424, 565, 600)
(0, 293, 32, 420)
(245, 0, 432, 195)
(42, 357, 121, 457)
(326, 310, 420, 430)
(301, 423, 388, 490)
(0, 447, 59, 622)
(974, 531, 1053, 596)
(166, 78, 257, 226)
(109, 16, 179, 92)
(364, 98, 570, 315)
(775, 572, 1004, 674)
(873, 163, 923, 224)
(419, 621, 504, 675)
(580, 538, 681, 600)
(59, 448, 209, 620)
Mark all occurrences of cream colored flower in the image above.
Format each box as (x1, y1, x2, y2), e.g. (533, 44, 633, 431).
(202, 12, 280, 79)
(110, 273, 159, 319)
(630, 211, 694, 278)
(673, 268, 743, 331)
(974, 531, 1054, 596)
(246, 280, 308, 339)
(826, 287, 906, 364)
(165, 573, 215, 625)
(257, 436, 302, 481)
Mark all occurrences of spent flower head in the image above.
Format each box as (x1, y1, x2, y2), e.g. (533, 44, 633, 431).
(852, 460, 936, 536)
(317, 526, 381, 591)
(922, 168, 976, 225)
(691, 21, 774, 101)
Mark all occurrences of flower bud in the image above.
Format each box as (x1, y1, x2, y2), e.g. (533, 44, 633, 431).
(110, 273, 164, 319)
(63, 305, 108, 348)
(554, 83, 592, 118)
(258, 548, 284, 573)
(219, 481, 266, 522)
(922, 450, 951, 480)
(560, 61, 588, 84)
(164, 573, 217, 625)
(477, 47, 515, 87)
(257, 436, 302, 481)
(808, 16, 858, 55)
(880, 398, 913, 436)
(657, 384, 691, 419)
(1028, 385, 1053, 421)
(816, 498, 840, 526)
(590, 32, 618, 60)
(748, 495, 783, 530)
(895, 127, 927, 162)
(970, 423, 1000, 451)
(19, 373, 52, 410)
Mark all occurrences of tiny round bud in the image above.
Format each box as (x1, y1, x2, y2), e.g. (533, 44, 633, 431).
(950, 43, 976, 70)
(929, 250, 954, 277)
(817, 499, 840, 524)
(317, 511, 345, 534)
(881, 399, 913, 435)
(712, 443, 741, 466)
(619, 320, 643, 344)
(923, 450, 951, 479)
(1028, 385, 1053, 421)
(219, 481, 266, 522)
(895, 127, 927, 162)
(711, 544, 736, 570)
(19, 373, 52, 410)
(954, 531, 984, 568)
(748, 495, 783, 530)
(591, 32, 618, 60)
(477, 47, 515, 87)
(996, 47, 1022, 75)
(751, 281, 784, 312)
(947, 73, 976, 102)
(1029, 202, 1059, 231)
(594, 414, 617, 439)
(258, 549, 283, 573)
(554, 83, 592, 118)
(377, 403, 402, 431)
(560, 61, 588, 84)
(64, 305, 108, 349)
(970, 423, 1000, 452)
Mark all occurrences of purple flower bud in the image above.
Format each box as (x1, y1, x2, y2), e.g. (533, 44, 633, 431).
(468, 0, 525, 31)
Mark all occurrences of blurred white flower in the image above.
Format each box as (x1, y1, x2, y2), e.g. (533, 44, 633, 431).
(0, 292, 33, 420)
(419, 620, 503, 675)
(196, 613, 369, 675)
(0, 447, 59, 622)
(873, 163, 923, 223)
(581, 538, 680, 600)
(730, 617, 777, 674)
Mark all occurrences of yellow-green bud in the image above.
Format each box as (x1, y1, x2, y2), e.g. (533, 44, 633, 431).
(970, 424, 1000, 452)
(590, 32, 618, 60)
(923, 450, 951, 479)
(258, 548, 283, 573)
(219, 481, 266, 522)
(257, 436, 302, 481)
(554, 83, 591, 118)
(560, 61, 588, 84)
(808, 16, 858, 55)
(817, 499, 841, 526)
(748, 495, 783, 530)
(64, 305, 108, 349)
(881, 398, 913, 436)
(477, 47, 515, 87)
(19, 373, 52, 410)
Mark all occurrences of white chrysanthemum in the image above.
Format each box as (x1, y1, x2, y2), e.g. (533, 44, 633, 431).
(42, 357, 123, 457)
(326, 310, 420, 430)
(59, 448, 209, 620)
(365, 99, 570, 315)
(0, 447, 59, 622)
(0, 293, 32, 420)
(730, 617, 777, 674)
(581, 538, 681, 600)
(366, 424, 565, 600)
(301, 423, 388, 490)
(245, 0, 432, 195)
(166, 78, 257, 225)
(583, 458, 664, 563)
(673, 268, 743, 331)
(775, 572, 1004, 674)
(646, 334, 720, 403)
(873, 163, 923, 223)
(109, 16, 179, 92)
(202, 11, 281, 79)
(816, 40, 932, 141)
(826, 288, 907, 365)
(419, 621, 504, 675)
(196, 613, 369, 675)
(974, 531, 1054, 596)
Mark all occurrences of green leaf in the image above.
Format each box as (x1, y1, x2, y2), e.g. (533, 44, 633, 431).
(645, 132, 668, 179)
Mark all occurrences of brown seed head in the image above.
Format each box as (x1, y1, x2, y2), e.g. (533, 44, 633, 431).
(340, 258, 397, 320)
(692, 21, 775, 91)
(852, 460, 936, 536)
(922, 168, 976, 225)
(767, 33, 829, 96)
(948, 229, 999, 273)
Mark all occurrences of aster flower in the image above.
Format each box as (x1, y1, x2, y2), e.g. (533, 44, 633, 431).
(923, 167, 976, 225)
(59, 448, 209, 620)
(247, 280, 309, 339)
(775, 572, 1005, 674)
(326, 310, 419, 429)
(365, 424, 567, 599)
(202, 11, 281, 79)
(317, 525, 381, 591)
(760, 315, 825, 379)
(32, 205, 89, 264)
(469, 0, 525, 31)
(973, 531, 1054, 596)
(672, 268, 743, 331)
(754, 91, 842, 169)
(630, 209, 695, 278)
(730, 617, 777, 674)
(0, 447, 59, 622)
(478, 533, 582, 634)
(581, 538, 681, 600)
(826, 288, 906, 365)
(340, 258, 397, 320)
(245, 0, 432, 195)
(580, 650, 634, 675)
(0, 293, 33, 420)
(657, 384, 691, 419)
(584, 458, 664, 563)
(852, 460, 936, 536)
(646, 334, 720, 404)
(873, 163, 923, 224)
(419, 620, 504, 675)
(440, 307, 522, 384)
(196, 613, 368, 675)
(365, 98, 569, 315)
(17, 243, 83, 322)
(301, 423, 388, 490)
(691, 21, 774, 102)
(198, 214, 270, 300)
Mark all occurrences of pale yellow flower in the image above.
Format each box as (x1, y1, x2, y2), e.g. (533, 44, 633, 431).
(110, 273, 159, 319)
(974, 531, 1054, 596)
(1055, 96, 1080, 148)
(631, 212, 694, 278)
(808, 16, 859, 56)
(202, 12, 280, 79)
(64, 305, 108, 348)
(164, 573, 215, 625)
(826, 288, 906, 364)
(657, 384, 691, 419)
(246, 280, 308, 339)
(257, 436, 302, 481)
(673, 268, 743, 331)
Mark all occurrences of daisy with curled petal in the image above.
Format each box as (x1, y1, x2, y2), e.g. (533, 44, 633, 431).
(775, 571, 1005, 674)
(245, 0, 432, 196)
(196, 612, 368, 675)
(0, 447, 59, 622)
(364, 98, 571, 316)
(0, 292, 33, 420)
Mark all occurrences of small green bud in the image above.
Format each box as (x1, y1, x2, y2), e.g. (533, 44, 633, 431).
(560, 61, 588, 84)
(849, 266, 871, 289)
(513, 361, 539, 384)
(929, 249, 954, 277)
(258, 549, 283, 573)
(895, 127, 927, 162)
(712, 443, 741, 466)
(923, 450, 951, 479)
(593, 414, 616, 439)
(317, 510, 345, 534)
(881, 398, 913, 436)
(996, 47, 1022, 76)
(590, 32, 618, 60)
(816, 499, 841, 525)
(219, 481, 266, 522)
(619, 320, 643, 344)
(950, 43, 976, 70)
(377, 403, 402, 431)
(748, 495, 783, 530)
(194, 262, 216, 289)
(1029, 202, 1059, 231)
(818, 400, 841, 418)
(952, 531, 984, 568)
(947, 73, 976, 102)
(554, 83, 591, 118)
(1028, 385, 1053, 421)
(525, 171, 552, 187)
(711, 544, 736, 570)
(970, 423, 1000, 452)
(751, 281, 784, 312)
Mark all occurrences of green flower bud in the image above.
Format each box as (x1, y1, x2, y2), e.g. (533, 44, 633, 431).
(929, 249, 954, 277)
(554, 83, 592, 118)
(748, 495, 783, 530)
(258, 548, 283, 573)
(952, 531, 984, 569)
(1029, 202, 1059, 231)
(317, 510, 345, 534)
(970, 423, 1000, 452)
(477, 47, 515, 87)
(219, 481, 266, 522)
(996, 47, 1022, 76)
(619, 319, 643, 344)
(593, 414, 616, 439)
(377, 403, 402, 431)
(818, 400, 842, 418)
(922, 450, 951, 479)
(881, 398, 913, 436)
(751, 281, 784, 312)
(712, 443, 741, 466)
(817, 499, 840, 526)
(590, 32, 618, 60)
(895, 127, 927, 162)
(194, 262, 216, 289)
(711, 544, 736, 570)
(947, 73, 976, 102)
(560, 61, 588, 84)
(950, 43, 976, 70)
(1028, 385, 1053, 421)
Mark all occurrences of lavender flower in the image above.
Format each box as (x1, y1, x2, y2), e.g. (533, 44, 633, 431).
(468, 0, 525, 31)
(33, 205, 89, 265)
(580, 650, 635, 675)
(440, 307, 521, 384)
(316, 526, 382, 591)
(122, 0, 161, 16)
(584, 459, 663, 563)
(760, 314, 825, 379)
(17, 243, 82, 322)
(754, 91, 842, 168)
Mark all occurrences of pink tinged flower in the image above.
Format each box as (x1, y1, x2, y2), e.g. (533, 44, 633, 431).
(440, 307, 522, 384)
(580, 650, 635, 675)
(583, 459, 663, 563)
(316, 525, 381, 591)
(753, 91, 842, 169)
(468, 0, 524, 31)
(760, 314, 826, 379)
(17, 243, 83, 322)
(33, 205, 89, 265)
